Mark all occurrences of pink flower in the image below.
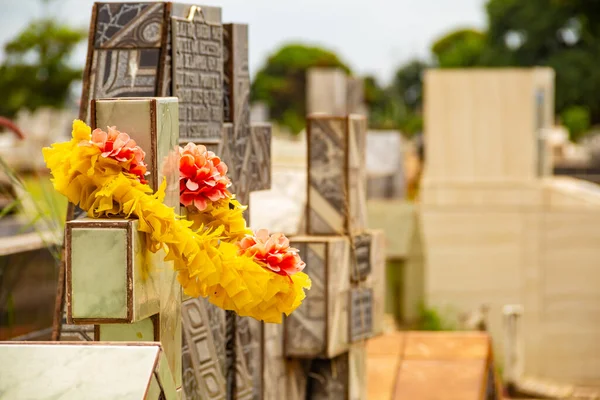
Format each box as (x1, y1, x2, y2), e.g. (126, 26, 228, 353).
(90, 126, 148, 184)
(179, 142, 231, 211)
(238, 229, 306, 277)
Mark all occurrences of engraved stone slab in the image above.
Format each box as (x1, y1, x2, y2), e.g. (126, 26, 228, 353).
(349, 288, 373, 342)
(249, 124, 272, 193)
(59, 323, 95, 341)
(160, 4, 223, 98)
(223, 24, 249, 126)
(307, 115, 367, 235)
(221, 24, 255, 203)
(306, 345, 366, 400)
(285, 236, 350, 358)
(181, 298, 226, 400)
(92, 49, 159, 99)
(351, 232, 371, 282)
(235, 316, 263, 400)
(308, 353, 349, 399)
(94, 3, 164, 49)
(172, 16, 223, 142)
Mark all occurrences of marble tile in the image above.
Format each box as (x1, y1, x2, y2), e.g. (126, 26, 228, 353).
(0, 343, 172, 400)
(67, 219, 160, 323)
(70, 226, 128, 320)
(97, 316, 156, 341)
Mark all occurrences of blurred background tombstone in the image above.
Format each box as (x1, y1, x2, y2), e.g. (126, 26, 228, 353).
(365, 130, 405, 199)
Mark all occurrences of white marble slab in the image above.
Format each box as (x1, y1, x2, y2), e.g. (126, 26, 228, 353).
(366, 130, 403, 176)
(0, 343, 164, 400)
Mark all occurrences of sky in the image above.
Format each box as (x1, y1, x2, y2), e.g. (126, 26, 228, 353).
(0, 0, 488, 84)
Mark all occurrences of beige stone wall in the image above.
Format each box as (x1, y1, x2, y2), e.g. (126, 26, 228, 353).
(422, 68, 600, 385)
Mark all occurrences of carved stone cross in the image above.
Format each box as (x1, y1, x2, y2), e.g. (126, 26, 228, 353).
(65, 97, 182, 393)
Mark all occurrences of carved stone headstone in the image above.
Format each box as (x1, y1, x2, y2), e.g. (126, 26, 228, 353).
(172, 16, 224, 143)
(306, 115, 367, 235)
(285, 236, 350, 359)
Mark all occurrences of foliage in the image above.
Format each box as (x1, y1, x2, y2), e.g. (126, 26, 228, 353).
(251, 44, 351, 134)
(432, 28, 487, 68)
(0, 19, 86, 118)
(392, 60, 428, 114)
(561, 105, 590, 142)
(364, 76, 406, 130)
(415, 303, 457, 331)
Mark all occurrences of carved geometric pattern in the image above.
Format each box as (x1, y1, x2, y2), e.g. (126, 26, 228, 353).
(307, 353, 350, 400)
(222, 24, 252, 203)
(181, 298, 226, 400)
(248, 124, 272, 193)
(95, 3, 164, 49)
(307, 116, 367, 235)
(93, 49, 159, 99)
(225, 311, 236, 398)
(349, 288, 373, 342)
(285, 242, 327, 356)
(286, 238, 350, 358)
(234, 316, 262, 400)
(172, 17, 223, 142)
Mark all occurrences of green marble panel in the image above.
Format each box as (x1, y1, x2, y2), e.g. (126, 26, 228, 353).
(71, 227, 128, 320)
(0, 343, 164, 400)
(94, 99, 155, 187)
(68, 219, 161, 322)
(156, 349, 178, 399)
(158, 248, 182, 389)
(98, 317, 156, 341)
(155, 97, 180, 211)
(132, 219, 161, 320)
(93, 97, 180, 210)
(145, 375, 162, 400)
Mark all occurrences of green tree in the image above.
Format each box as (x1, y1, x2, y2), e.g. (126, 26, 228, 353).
(392, 59, 428, 114)
(431, 28, 487, 67)
(390, 59, 429, 136)
(0, 19, 86, 118)
(250, 44, 351, 134)
(483, 0, 600, 130)
(561, 105, 590, 142)
(364, 75, 406, 130)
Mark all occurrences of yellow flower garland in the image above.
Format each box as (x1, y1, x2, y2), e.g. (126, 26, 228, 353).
(44, 120, 310, 323)
(185, 198, 252, 244)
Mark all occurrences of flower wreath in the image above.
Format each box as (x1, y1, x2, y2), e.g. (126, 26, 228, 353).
(43, 120, 311, 323)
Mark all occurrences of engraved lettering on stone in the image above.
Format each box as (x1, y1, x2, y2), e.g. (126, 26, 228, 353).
(349, 289, 373, 342)
(172, 18, 223, 141)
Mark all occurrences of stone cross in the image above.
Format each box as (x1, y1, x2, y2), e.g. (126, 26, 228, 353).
(60, 3, 272, 400)
(65, 97, 182, 393)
